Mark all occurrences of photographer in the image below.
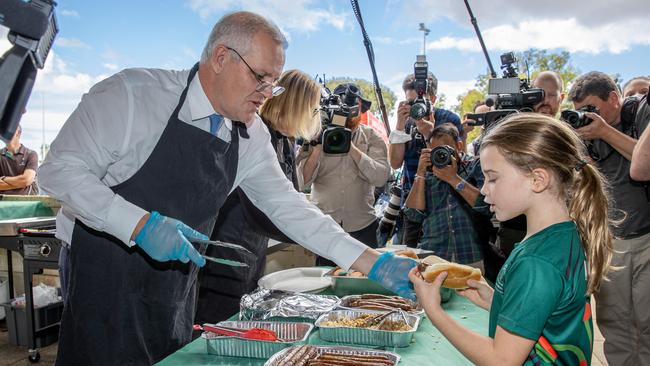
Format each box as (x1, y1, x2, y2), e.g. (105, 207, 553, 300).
(623, 76, 650, 98)
(532, 71, 565, 117)
(389, 72, 463, 246)
(632, 96, 650, 180)
(297, 82, 390, 264)
(568, 71, 650, 366)
(403, 124, 489, 269)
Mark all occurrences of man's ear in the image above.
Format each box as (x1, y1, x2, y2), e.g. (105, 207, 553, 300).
(429, 95, 437, 105)
(609, 90, 621, 109)
(530, 167, 551, 193)
(456, 140, 464, 154)
(210, 45, 229, 74)
(559, 92, 566, 104)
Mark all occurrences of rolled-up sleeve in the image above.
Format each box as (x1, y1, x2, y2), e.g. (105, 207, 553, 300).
(403, 207, 426, 224)
(240, 141, 367, 270)
(353, 129, 390, 187)
(38, 74, 147, 246)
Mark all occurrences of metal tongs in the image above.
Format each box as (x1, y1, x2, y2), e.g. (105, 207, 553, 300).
(361, 309, 410, 329)
(191, 239, 252, 268)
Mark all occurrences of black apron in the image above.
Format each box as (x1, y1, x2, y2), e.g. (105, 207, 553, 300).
(195, 125, 297, 324)
(55, 64, 245, 365)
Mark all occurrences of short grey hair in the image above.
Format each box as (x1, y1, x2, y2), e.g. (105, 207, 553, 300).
(200, 11, 288, 63)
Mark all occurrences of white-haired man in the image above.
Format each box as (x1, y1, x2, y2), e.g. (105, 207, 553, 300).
(40, 11, 415, 365)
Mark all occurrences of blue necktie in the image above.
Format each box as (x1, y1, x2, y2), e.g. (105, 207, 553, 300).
(209, 114, 223, 136)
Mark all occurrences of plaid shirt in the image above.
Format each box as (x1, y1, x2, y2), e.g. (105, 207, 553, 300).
(403, 156, 490, 264)
(401, 108, 462, 193)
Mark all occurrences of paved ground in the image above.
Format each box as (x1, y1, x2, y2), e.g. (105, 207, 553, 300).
(0, 303, 610, 366)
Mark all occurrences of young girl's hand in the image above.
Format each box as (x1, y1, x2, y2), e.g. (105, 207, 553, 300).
(456, 278, 494, 311)
(408, 267, 447, 317)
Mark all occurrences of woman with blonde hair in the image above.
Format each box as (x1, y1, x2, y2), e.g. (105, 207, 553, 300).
(196, 70, 321, 323)
(410, 113, 615, 365)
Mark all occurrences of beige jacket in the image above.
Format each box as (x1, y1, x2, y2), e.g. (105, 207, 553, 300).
(297, 124, 390, 232)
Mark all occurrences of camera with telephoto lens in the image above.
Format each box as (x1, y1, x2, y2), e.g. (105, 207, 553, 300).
(377, 184, 403, 241)
(429, 145, 455, 169)
(465, 52, 545, 129)
(408, 55, 432, 120)
(560, 105, 599, 129)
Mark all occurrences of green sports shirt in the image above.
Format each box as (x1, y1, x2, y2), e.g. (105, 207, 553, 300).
(489, 221, 593, 366)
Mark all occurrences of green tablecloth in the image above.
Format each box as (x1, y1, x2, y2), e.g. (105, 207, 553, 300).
(157, 294, 488, 365)
(0, 200, 54, 220)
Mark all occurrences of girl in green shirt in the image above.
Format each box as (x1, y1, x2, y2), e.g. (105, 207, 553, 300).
(410, 113, 615, 365)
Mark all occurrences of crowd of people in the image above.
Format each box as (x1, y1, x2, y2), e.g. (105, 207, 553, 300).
(5, 9, 650, 366)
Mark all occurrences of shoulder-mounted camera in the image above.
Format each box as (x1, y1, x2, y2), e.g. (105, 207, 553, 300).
(313, 83, 371, 154)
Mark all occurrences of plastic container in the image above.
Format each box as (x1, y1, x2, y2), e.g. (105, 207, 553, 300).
(1, 300, 63, 347)
(0, 277, 8, 320)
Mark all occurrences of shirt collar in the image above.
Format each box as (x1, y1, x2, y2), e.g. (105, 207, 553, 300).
(1, 144, 25, 156)
(187, 70, 233, 130)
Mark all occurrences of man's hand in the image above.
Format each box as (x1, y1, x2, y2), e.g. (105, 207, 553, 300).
(348, 142, 362, 162)
(134, 211, 207, 267)
(461, 117, 476, 135)
(396, 102, 411, 130)
(368, 252, 418, 301)
(415, 118, 435, 139)
(431, 155, 460, 184)
(575, 112, 609, 141)
(417, 148, 432, 176)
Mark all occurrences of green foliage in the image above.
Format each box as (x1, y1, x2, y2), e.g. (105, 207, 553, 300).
(517, 49, 579, 94)
(324, 77, 397, 119)
(454, 89, 485, 117)
(454, 89, 485, 144)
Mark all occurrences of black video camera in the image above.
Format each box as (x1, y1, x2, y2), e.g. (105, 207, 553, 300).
(429, 145, 455, 169)
(561, 105, 599, 129)
(465, 52, 545, 129)
(409, 55, 432, 120)
(315, 84, 360, 154)
(0, 0, 59, 141)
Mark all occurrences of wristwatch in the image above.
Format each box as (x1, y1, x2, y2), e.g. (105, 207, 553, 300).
(454, 179, 466, 192)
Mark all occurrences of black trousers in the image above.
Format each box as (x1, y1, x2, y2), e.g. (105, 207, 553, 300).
(316, 219, 379, 267)
(402, 216, 423, 248)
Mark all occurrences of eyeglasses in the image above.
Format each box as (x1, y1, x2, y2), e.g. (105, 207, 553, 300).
(225, 46, 285, 97)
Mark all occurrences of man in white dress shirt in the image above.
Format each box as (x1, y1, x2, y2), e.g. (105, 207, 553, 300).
(39, 11, 416, 365)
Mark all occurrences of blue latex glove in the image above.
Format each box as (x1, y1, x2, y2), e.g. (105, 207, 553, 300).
(368, 252, 418, 301)
(134, 211, 208, 267)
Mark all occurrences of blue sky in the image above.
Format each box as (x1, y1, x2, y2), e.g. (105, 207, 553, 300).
(3, 0, 650, 154)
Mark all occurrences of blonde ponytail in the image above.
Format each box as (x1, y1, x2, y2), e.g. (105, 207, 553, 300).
(569, 163, 614, 294)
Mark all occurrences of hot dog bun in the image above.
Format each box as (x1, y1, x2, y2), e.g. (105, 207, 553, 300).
(419, 255, 481, 289)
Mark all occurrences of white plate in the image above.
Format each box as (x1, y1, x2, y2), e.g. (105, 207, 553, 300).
(258, 267, 332, 293)
(377, 245, 434, 258)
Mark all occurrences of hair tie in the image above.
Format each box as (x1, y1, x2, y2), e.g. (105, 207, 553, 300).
(575, 160, 587, 171)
